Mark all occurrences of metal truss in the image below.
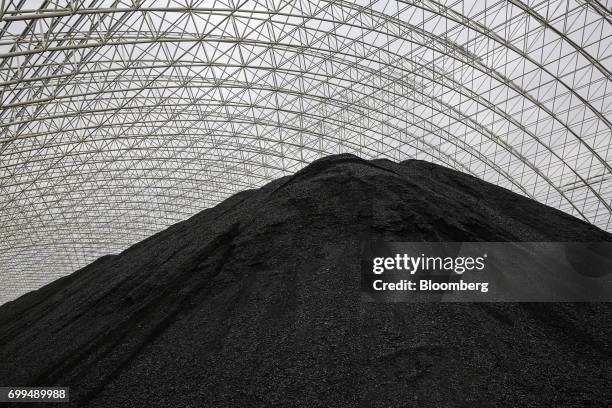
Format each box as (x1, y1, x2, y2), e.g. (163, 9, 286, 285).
(0, 0, 611, 304)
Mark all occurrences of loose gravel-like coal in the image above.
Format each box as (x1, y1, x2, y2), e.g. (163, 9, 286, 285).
(1, 154, 611, 407)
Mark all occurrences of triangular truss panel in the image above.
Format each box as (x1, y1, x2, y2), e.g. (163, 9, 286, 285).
(1, 0, 611, 303)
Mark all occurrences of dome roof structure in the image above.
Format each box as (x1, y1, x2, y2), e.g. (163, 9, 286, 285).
(1, 0, 611, 304)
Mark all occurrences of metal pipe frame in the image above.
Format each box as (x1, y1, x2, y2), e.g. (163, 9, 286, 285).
(0, 0, 611, 304)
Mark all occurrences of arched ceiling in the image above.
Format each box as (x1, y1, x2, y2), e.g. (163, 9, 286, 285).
(1, 0, 611, 303)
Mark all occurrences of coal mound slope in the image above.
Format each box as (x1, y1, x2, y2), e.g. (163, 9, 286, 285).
(1, 154, 611, 407)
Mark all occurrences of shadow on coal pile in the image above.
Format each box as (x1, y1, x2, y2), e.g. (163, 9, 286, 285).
(1, 154, 611, 407)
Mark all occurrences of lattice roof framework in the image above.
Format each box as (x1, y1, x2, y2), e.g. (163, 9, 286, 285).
(0, 0, 611, 304)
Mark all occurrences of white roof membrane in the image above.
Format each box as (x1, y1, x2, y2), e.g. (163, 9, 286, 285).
(0, 0, 611, 304)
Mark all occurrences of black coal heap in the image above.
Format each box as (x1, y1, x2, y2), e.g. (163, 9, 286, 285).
(1, 154, 611, 407)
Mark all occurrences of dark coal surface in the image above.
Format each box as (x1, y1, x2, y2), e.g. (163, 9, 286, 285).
(1, 154, 611, 407)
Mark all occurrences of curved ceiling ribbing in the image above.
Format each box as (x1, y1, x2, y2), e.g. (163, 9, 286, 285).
(0, 0, 611, 303)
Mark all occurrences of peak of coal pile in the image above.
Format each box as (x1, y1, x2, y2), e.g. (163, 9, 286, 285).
(1, 154, 610, 407)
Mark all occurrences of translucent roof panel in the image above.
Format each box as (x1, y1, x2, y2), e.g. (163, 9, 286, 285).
(1, 0, 611, 304)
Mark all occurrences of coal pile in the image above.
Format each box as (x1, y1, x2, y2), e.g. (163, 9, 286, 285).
(1, 154, 610, 407)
